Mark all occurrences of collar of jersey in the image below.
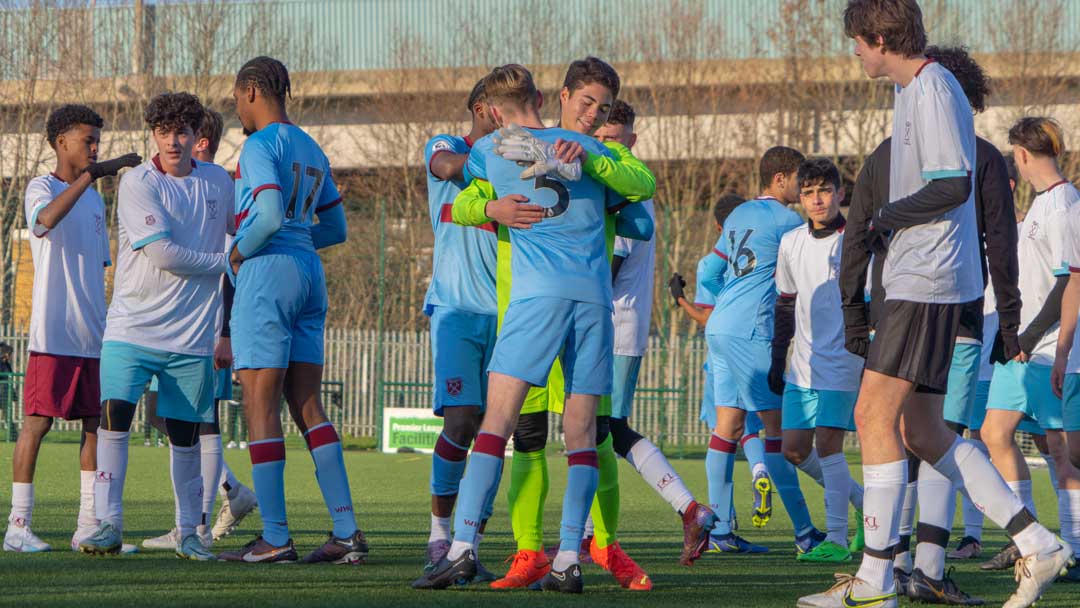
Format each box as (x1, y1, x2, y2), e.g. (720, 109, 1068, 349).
(808, 214, 846, 238)
(1037, 179, 1069, 195)
(152, 154, 197, 175)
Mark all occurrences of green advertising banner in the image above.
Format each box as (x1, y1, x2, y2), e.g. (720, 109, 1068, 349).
(381, 408, 443, 453)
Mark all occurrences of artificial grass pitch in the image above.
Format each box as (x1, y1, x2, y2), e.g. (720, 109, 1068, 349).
(0, 444, 1077, 607)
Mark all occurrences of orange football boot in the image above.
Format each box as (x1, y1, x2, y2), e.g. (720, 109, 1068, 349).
(490, 548, 551, 589)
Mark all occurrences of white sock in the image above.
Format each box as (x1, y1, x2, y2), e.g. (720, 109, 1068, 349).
(933, 437, 1032, 531)
(1058, 489, 1080, 557)
(914, 461, 953, 580)
(899, 481, 918, 537)
(1043, 453, 1059, 492)
(856, 460, 907, 592)
(78, 471, 97, 529)
(1007, 480, 1036, 517)
(584, 514, 594, 538)
(751, 461, 768, 478)
(220, 461, 241, 498)
(429, 514, 451, 543)
(820, 452, 851, 546)
(94, 429, 130, 530)
(627, 438, 695, 514)
(960, 488, 983, 541)
(552, 549, 579, 571)
(796, 449, 825, 485)
(200, 434, 223, 524)
(170, 443, 203, 540)
(447, 539, 473, 561)
(9, 482, 33, 528)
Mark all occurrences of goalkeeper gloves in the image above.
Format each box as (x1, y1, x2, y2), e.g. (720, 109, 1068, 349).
(493, 124, 581, 181)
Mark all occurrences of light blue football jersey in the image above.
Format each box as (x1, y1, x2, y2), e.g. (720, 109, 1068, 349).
(234, 122, 341, 255)
(694, 254, 717, 309)
(704, 196, 803, 340)
(423, 134, 497, 316)
(466, 126, 618, 308)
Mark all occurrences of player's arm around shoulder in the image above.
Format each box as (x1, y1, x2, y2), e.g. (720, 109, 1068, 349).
(583, 140, 655, 203)
(426, 135, 468, 183)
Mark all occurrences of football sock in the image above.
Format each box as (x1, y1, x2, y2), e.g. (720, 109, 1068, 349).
(741, 433, 768, 478)
(584, 514, 595, 538)
(220, 461, 240, 497)
(897, 478, 917, 566)
(249, 438, 289, 547)
(857, 460, 906, 592)
(961, 488, 983, 541)
(450, 432, 505, 555)
(914, 461, 953, 580)
(589, 435, 620, 549)
(932, 436, 1054, 557)
(796, 448, 823, 483)
(200, 434, 223, 525)
(553, 549, 579, 571)
(1043, 453, 1060, 491)
(78, 470, 97, 529)
(627, 437, 695, 514)
(765, 436, 813, 536)
(706, 434, 736, 536)
(1058, 489, 1080, 557)
(9, 482, 32, 528)
(170, 442, 203, 540)
(1007, 480, 1037, 517)
(508, 447, 548, 552)
(304, 423, 357, 538)
(431, 432, 468, 498)
(820, 452, 852, 546)
(429, 514, 451, 544)
(94, 429, 130, 530)
(561, 449, 599, 559)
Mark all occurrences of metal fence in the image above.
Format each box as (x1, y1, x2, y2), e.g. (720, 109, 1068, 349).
(0, 326, 1045, 455)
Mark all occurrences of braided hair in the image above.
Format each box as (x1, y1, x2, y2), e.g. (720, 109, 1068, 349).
(235, 56, 291, 103)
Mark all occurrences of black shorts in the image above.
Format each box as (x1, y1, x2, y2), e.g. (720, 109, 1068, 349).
(866, 300, 970, 394)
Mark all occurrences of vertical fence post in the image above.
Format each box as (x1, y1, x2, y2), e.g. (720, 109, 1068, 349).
(374, 198, 387, 451)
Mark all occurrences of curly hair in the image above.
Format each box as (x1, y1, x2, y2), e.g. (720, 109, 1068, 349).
(797, 158, 842, 190)
(605, 100, 636, 127)
(46, 104, 103, 148)
(236, 56, 291, 103)
(144, 92, 204, 134)
(925, 45, 990, 113)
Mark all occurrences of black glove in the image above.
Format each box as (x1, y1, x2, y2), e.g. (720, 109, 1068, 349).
(865, 222, 891, 257)
(668, 273, 686, 304)
(87, 152, 142, 181)
(767, 355, 786, 395)
(991, 325, 1021, 364)
(845, 325, 871, 359)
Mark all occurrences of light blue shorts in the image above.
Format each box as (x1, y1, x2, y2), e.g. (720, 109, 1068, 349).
(986, 361, 1062, 430)
(610, 354, 643, 420)
(489, 297, 613, 396)
(943, 343, 982, 426)
(1062, 373, 1080, 432)
(781, 384, 857, 431)
(101, 341, 215, 424)
(231, 248, 327, 370)
(1018, 415, 1045, 436)
(429, 306, 497, 416)
(706, 334, 781, 412)
(969, 380, 990, 431)
(699, 360, 761, 433)
(151, 368, 231, 402)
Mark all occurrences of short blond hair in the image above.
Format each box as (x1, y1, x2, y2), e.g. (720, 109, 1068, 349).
(480, 64, 538, 110)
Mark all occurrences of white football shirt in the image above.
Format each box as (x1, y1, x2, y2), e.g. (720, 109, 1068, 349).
(1017, 181, 1078, 365)
(24, 174, 110, 358)
(104, 157, 233, 356)
(884, 61, 982, 304)
(774, 224, 864, 392)
(612, 200, 655, 357)
(1055, 189, 1080, 373)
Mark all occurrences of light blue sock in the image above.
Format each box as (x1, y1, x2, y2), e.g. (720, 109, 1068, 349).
(707, 434, 737, 536)
(765, 437, 814, 536)
(431, 432, 469, 496)
(453, 433, 506, 546)
(742, 434, 767, 474)
(480, 456, 502, 522)
(305, 423, 357, 538)
(249, 438, 289, 547)
(560, 449, 600, 553)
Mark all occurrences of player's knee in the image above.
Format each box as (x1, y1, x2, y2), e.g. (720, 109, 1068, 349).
(21, 415, 53, 438)
(783, 443, 809, 466)
(609, 417, 643, 458)
(513, 412, 548, 453)
(165, 418, 201, 447)
(441, 410, 480, 447)
(100, 400, 137, 432)
(979, 421, 1013, 452)
(595, 415, 610, 445)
